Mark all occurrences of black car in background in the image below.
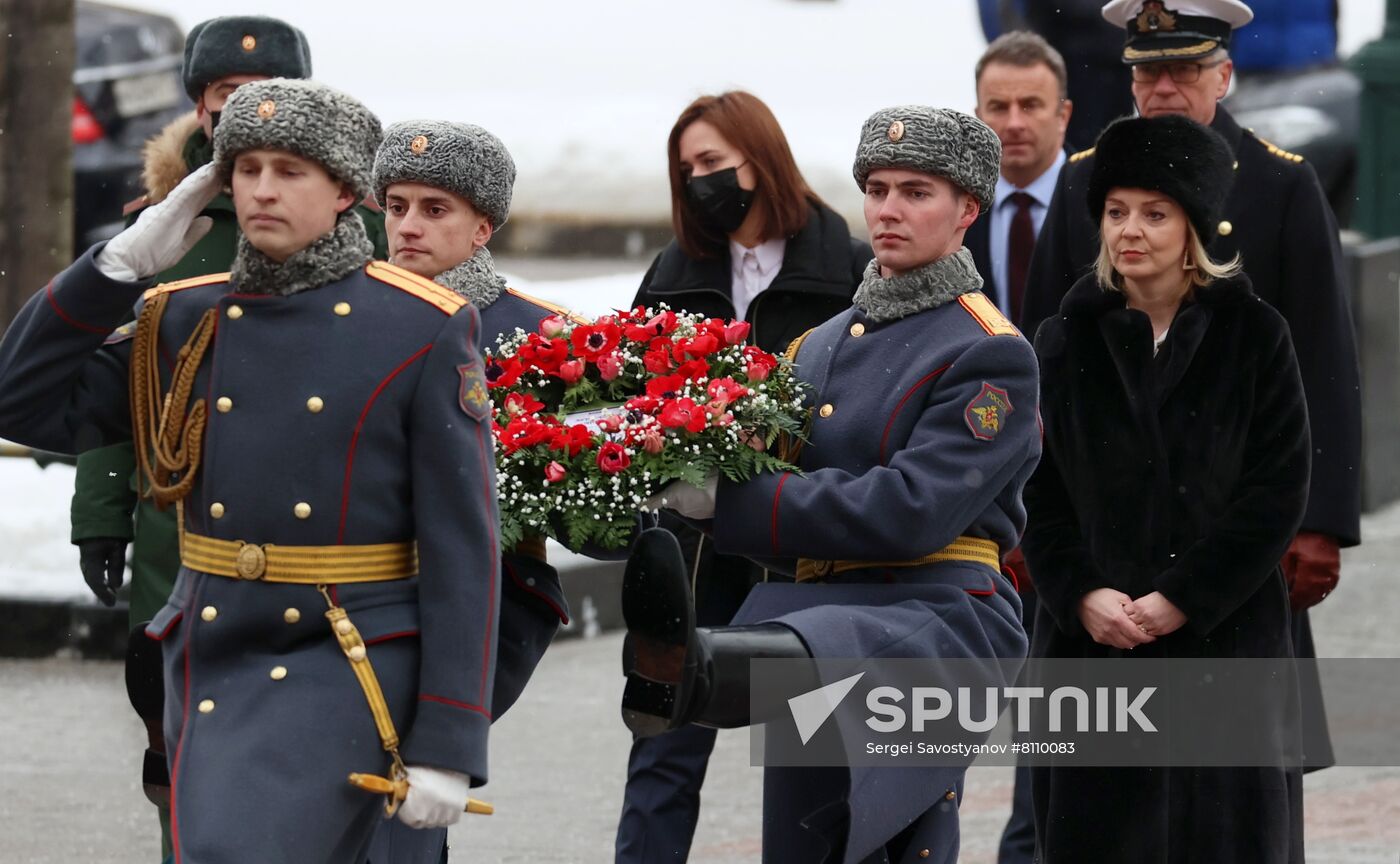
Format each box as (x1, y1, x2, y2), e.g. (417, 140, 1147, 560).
(73, 2, 189, 248)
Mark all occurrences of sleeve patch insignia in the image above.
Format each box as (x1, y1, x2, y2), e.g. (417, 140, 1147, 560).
(458, 363, 491, 422)
(965, 382, 1014, 441)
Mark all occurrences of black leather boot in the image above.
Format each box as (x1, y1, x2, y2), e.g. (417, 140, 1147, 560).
(125, 626, 169, 806)
(621, 527, 809, 736)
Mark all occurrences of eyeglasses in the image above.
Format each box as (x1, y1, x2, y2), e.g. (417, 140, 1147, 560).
(1131, 59, 1226, 84)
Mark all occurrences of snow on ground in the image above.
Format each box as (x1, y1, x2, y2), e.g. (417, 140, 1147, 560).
(124, 0, 1389, 226)
(0, 268, 642, 600)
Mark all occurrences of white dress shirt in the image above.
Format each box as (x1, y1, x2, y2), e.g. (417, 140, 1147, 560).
(728, 236, 786, 322)
(988, 150, 1066, 317)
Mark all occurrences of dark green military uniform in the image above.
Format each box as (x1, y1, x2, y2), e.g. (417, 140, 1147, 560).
(70, 123, 387, 628)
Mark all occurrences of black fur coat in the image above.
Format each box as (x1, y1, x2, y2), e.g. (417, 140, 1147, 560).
(1023, 271, 1311, 863)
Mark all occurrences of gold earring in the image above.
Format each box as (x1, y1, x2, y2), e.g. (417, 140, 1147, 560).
(1182, 251, 1197, 271)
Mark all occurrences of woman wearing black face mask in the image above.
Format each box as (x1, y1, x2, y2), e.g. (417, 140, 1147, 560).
(615, 90, 871, 864)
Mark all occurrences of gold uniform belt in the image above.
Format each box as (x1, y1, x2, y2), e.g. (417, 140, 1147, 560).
(181, 531, 418, 583)
(796, 535, 1001, 582)
(180, 525, 421, 813)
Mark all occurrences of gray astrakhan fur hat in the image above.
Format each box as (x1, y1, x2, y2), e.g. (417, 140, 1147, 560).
(852, 106, 1001, 213)
(373, 121, 516, 227)
(182, 16, 312, 101)
(213, 78, 381, 201)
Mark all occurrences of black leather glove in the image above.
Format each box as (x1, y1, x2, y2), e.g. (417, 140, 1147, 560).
(78, 537, 128, 606)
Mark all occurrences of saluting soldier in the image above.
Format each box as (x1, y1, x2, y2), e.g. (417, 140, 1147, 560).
(625, 107, 1040, 863)
(364, 120, 576, 863)
(67, 20, 390, 858)
(1019, 5, 1356, 851)
(0, 79, 499, 862)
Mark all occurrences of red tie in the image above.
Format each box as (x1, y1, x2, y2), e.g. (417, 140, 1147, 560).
(1007, 191, 1035, 323)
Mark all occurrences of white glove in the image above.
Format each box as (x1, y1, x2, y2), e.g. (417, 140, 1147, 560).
(95, 163, 221, 282)
(645, 474, 718, 520)
(395, 764, 471, 829)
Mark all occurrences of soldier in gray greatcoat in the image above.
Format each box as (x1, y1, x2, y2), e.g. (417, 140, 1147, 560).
(625, 106, 1041, 863)
(0, 79, 499, 863)
(363, 120, 576, 863)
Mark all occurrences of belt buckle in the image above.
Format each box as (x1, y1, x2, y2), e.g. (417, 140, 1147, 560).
(235, 543, 268, 580)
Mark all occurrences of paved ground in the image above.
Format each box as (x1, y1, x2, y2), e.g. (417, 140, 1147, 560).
(6, 502, 1400, 862)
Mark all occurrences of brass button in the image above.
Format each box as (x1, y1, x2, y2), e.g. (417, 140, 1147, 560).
(200, 606, 218, 622)
(306, 396, 324, 413)
(919, 851, 930, 859)
(294, 502, 312, 520)
(945, 790, 956, 801)
(850, 322, 865, 338)
(819, 403, 835, 418)
(888, 120, 906, 142)
(1217, 220, 1233, 236)
(257, 99, 277, 120)
(198, 699, 215, 714)
(209, 502, 225, 519)
(335, 619, 353, 635)
(226, 305, 243, 320)
(410, 135, 430, 155)
(283, 607, 301, 624)
(270, 666, 288, 681)
(216, 396, 233, 413)
(241, 34, 256, 51)
(1232, 160, 1239, 171)
(333, 302, 351, 316)
(348, 645, 367, 662)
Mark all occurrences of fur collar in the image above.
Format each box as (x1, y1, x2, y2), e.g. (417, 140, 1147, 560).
(433, 247, 506, 308)
(852, 247, 983, 322)
(142, 112, 203, 204)
(1059, 271, 1257, 320)
(229, 211, 373, 297)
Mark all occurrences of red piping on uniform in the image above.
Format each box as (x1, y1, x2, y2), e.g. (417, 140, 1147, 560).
(150, 611, 184, 641)
(45, 280, 109, 334)
(420, 692, 492, 719)
(770, 473, 791, 556)
(336, 345, 433, 543)
(365, 629, 420, 646)
(505, 560, 569, 625)
(880, 365, 950, 465)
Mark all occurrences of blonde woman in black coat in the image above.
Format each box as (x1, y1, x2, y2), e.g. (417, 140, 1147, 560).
(1024, 115, 1310, 863)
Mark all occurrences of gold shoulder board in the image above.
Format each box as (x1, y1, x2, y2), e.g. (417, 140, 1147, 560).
(141, 272, 230, 302)
(1252, 133, 1305, 164)
(958, 292, 1020, 337)
(365, 261, 467, 315)
(784, 327, 817, 363)
(1067, 147, 1096, 164)
(505, 287, 589, 325)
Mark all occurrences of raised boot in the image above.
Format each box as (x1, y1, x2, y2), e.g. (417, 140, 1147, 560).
(620, 527, 809, 736)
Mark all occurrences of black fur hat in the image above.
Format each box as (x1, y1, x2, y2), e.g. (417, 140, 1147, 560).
(182, 16, 312, 101)
(1086, 114, 1234, 243)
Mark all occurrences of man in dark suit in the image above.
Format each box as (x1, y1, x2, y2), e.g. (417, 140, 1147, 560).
(968, 31, 1071, 324)
(967, 32, 1071, 863)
